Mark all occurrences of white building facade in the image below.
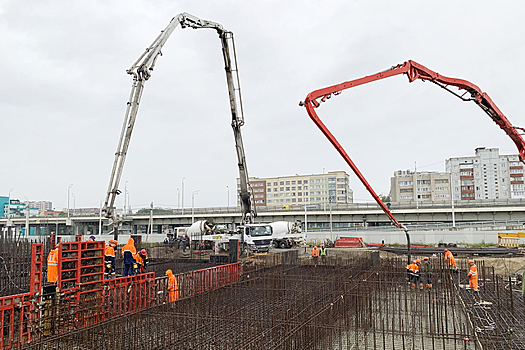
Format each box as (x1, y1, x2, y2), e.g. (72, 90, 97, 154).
(445, 147, 525, 201)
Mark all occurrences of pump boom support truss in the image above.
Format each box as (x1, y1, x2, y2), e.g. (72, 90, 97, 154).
(103, 13, 255, 239)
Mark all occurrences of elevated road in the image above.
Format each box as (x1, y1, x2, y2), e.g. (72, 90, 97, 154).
(1, 200, 525, 237)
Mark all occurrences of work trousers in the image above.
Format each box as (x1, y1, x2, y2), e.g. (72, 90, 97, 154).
(124, 264, 133, 277)
(104, 256, 116, 278)
(469, 276, 478, 291)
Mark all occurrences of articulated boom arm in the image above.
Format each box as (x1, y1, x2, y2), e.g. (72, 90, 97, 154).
(302, 60, 525, 262)
(103, 13, 255, 238)
(305, 60, 525, 162)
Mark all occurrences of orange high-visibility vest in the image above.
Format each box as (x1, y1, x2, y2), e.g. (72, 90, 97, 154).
(312, 248, 320, 257)
(105, 244, 115, 257)
(468, 264, 478, 278)
(47, 249, 59, 283)
(168, 275, 179, 301)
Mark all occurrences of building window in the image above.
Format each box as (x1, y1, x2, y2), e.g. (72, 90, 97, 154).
(267, 183, 271, 187)
(292, 199, 296, 202)
(297, 180, 302, 184)
(298, 186, 302, 190)
(267, 188, 271, 192)
(298, 198, 302, 202)
(292, 187, 296, 190)
(292, 181, 296, 185)
(280, 181, 284, 185)
(298, 192, 302, 196)
(286, 187, 290, 191)
(304, 186, 308, 190)
(274, 182, 278, 186)
(280, 187, 284, 191)
(337, 178, 345, 182)
(286, 181, 290, 185)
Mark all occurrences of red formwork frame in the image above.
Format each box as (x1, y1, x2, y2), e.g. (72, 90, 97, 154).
(0, 244, 42, 349)
(0, 251, 240, 348)
(155, 263, 242, 302)
(57, 240, 105, 327)
(101, 273, 155, 319)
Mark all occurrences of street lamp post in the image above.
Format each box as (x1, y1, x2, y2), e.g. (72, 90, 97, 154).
(99, 198, 104, 235)
(177, 188, 180, 209)
(192, 190, 199, 224)
(7, 188, 14, 218)
(124, 181, 128, 216)
(182, 178, 185, 215)
(24, 197, 29, 236)
(67, 184, 73, 218)
(329, 198, 333, 243)
(304, 205, 308, 253)
(72, 193, 77, 234)
(226, 186, 229, 208)
(323, 168, 326, 211)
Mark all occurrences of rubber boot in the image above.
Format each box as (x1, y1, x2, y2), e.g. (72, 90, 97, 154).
(411, 284, 415, 289)
(427, 284, 432, 289)
(419, 283, 424, 290)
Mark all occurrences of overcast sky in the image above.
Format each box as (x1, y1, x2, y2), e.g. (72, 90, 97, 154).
(1, 0, 524, 211)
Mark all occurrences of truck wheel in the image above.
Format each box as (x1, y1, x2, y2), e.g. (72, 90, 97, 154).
(279, 241, 287, 249)
(273, 241, 279, 248)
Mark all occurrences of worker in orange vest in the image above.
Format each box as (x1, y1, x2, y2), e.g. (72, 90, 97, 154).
(444, 249, 458, 272)
(122, 238, 137, 276)
(406, 260, 420, 289)
(311, 246, 320, 262)
(104, 239, 117, 279)
(47, 245, 59, 283)
(166, 269, 179, 302)
(467, 259, 479, 292)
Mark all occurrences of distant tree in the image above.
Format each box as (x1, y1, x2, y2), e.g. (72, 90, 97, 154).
(381, 195, 391, 203)
(137, 208, 173, 215)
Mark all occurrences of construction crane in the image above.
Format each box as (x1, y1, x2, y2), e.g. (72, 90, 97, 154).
(103, 13, 256, 239)
(300, 59, 525, 263)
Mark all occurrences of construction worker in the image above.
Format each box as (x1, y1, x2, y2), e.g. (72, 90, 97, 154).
(421, 256, 432, 289)
(136, 249, 149, 274)
(47, 245, 59, 284)
(122, 238, 137, 277)
(166, 269, 179, 302)
(88, 235, 95, 242)
(311, 245, 320, 263)
(467, 259, 479, 292)
(415, 259, 423, 289)
(406, 260, 419, 289)
(444, 249, 458, 272)
(104, 240, 117, 279)
(320, 244, 327, 262)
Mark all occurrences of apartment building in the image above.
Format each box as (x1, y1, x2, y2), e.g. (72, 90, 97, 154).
(27, 201, 53, 211)
(237, 171, 353, 207)
(446, 147, 524, 200)
(390, 170, 451, 204)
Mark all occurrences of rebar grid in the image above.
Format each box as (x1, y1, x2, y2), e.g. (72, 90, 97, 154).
(455, 260, 525, 350)
(21, 253, 484, 350)
(0, 236, 35, 297)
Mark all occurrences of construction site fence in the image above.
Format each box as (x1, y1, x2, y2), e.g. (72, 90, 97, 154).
(0, 259, 241, 349)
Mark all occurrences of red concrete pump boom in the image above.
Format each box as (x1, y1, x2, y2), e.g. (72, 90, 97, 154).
(301, 60, 525, 261)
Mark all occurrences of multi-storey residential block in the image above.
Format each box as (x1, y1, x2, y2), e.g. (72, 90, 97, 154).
(390, 170, 451, 204)
(27, 201, 53, 211)
(237, 171, 353, 207)
(446, 147, 524, 200)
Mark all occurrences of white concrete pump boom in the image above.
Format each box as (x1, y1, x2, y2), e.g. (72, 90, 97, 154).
(103, 13, 256, 239)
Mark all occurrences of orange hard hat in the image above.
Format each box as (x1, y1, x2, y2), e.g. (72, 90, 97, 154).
(423, 257, 429, 261)
(416, 259, 421, 264)
(444, 249, 448, 252)
(313, 246, 317, 248)
(468, 259, 474, 264)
